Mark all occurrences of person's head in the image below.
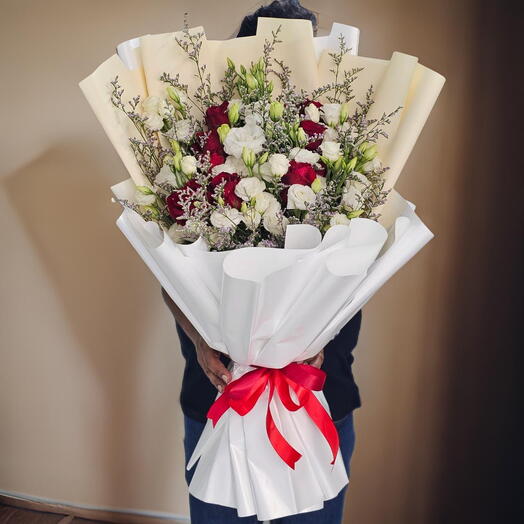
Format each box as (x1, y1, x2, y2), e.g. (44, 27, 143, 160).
(237, 0, 318, 37)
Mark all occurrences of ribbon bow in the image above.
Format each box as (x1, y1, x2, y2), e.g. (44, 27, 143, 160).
(207, 362, 339, 469)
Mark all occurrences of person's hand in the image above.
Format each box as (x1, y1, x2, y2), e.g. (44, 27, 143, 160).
(195, 336, 232, 392)
(302, 348, 324, 369)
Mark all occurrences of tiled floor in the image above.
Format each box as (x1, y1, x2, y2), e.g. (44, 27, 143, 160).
(0, 504, 109, 524)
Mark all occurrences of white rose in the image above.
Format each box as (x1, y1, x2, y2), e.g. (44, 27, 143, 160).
(263, 212, 289, 237)
(362, 158, 382, 173)
(323, 127, 339, 142)
(242, 208, 262, 230)
(320, 141, 342, 161)
(268, 153, 290, 176)
(254, 192, 280, 215)
(288, 147, 320, 165)
(304, 103, 320, 123)
(223, 120, 266, 158)
(155, 164, 178, 187)
(287, 184, 316, 210)
(134, 189, 156, 206)
(321, 103, 342, 126)
(172, 119, 192, 142)
(330, 213, 351, 226)
(235, 177, 266, 201)
(181, 155, 197, 175)
(210, 208, 242, 229)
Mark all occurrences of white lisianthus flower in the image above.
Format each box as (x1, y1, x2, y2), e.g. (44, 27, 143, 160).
(167, 223, 197, 244)
(304, 103, 320, 123)
(323, 127, 339, 142)
(134, 189, 156, 206)
(287, 184, 316, 210)
(223, 118, 266, 158)
(141, 96, 164, 130)
(288, 147, 320, 165)
(320, 141, 342, 161)
(235, 177, 266, 201)
(268, 153, 290, 177)
(321, 103, 342, 126)
(172, 119, 192, 142)
(341, 173, 369, 209)
(144, 112, 163, 131)
(212, 156, 248, 177)
(242, 208, 262, 230)
(254, 192, 280, 215)
(362, 157, 382, 173)
(142, 96, 161, 115)
(181, 155, 197, 175)
(155, 165, 178, 187)
(258, 162, 274, 182)
(330, 213, 351, 226)
(263, 212, 289, 237)
(210, 208, 242, 229)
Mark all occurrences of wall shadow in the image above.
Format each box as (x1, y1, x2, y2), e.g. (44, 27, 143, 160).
(2, 141, 182, 510)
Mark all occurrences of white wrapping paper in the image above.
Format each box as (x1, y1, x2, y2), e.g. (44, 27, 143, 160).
(112, 178, 432, 520)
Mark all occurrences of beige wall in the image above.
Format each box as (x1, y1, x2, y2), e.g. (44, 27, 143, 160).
(0, 1, 474, 522)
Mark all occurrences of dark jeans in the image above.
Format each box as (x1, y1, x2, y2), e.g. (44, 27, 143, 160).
(183, 412, 356, 523)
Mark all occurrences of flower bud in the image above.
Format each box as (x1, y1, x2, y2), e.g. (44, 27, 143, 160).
(269, 101, 284, 122)
(258, 151, 269, 165)
(169, 139, 181, 154)
(226, 57, 235, 69)
(347, 209, 364, 219)
(242, 147, 256, 168)
(240, 64, 247, 76)
(334, 157, 344, 172)
(246, 73, 258, 91)
(346, 157, 358, 171)
(311, 177, 323, 193)
(136, 185, 154, 195)
(228, 103, 240, 126)
(362, 144, 377, 161)
(339, 102, 350, 124)
(140, 205, 160, 219)
(297, 127, 308, 146)
(217, 123, 231, 143)
(217, 196, 225, 206)
(173, 151, 182, 171)
(240, 202, 248, 213)
(166, 86, 180, 103)
(359, 142, 371, 153)
(267, 81, 274, 93)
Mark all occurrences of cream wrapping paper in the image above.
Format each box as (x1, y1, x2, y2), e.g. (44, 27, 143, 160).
(81, 18, 443, 520)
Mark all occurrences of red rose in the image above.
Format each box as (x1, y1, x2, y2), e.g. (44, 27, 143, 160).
(192, 129, 224, 157)
(282, 160, 317, 186)
(205, 101, 229, 129)
(299, 119, 327, 150)
(209, 172, 242, 209)
(166, 180, 200, 224)
(209, 152, 225, 167)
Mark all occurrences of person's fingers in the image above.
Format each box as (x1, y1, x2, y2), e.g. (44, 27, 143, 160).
(207, 351, 232, 386)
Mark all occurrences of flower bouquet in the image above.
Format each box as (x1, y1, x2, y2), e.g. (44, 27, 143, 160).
(80, 18, 444, 520)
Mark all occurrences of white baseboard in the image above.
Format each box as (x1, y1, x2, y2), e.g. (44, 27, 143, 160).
(0, 488, 190, 523)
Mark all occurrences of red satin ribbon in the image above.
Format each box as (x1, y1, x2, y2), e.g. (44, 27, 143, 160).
(207, 363, 339, 469)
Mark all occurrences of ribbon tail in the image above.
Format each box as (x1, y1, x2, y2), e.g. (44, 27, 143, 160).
(266, 380, 302, 469)
(302, 392, 340, 465)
